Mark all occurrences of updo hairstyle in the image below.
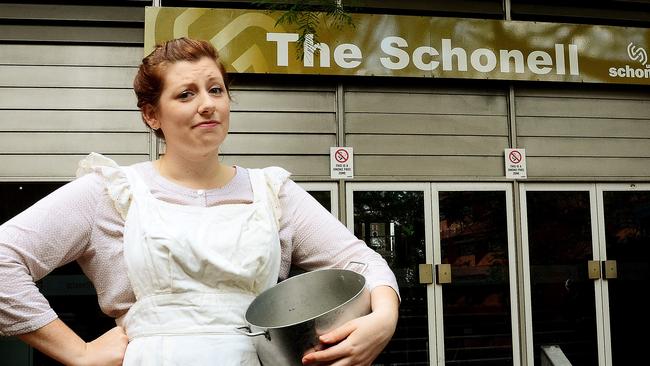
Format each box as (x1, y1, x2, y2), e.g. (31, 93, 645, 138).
(133, 37, 230, 138)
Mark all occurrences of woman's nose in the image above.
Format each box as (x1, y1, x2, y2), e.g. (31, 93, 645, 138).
(198, 92, 216, 115)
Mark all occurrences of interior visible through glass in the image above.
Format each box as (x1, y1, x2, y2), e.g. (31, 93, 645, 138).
(438, 191, 513, 365)
(353, 190, 428, 365)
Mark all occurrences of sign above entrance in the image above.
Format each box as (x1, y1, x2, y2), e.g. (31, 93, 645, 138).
(330, 147, 353, 179)
(505, 148, 527, 179)
(145, 7, 650, 85)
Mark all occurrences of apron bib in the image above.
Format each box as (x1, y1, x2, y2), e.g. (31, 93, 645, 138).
(115, 167, 281, 366)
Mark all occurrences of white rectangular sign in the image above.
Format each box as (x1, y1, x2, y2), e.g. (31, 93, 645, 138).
(505, 148, 527, 179)
(330, 147, 354, 179)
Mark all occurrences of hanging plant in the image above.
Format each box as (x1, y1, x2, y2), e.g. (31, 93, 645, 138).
(254, 0, 356, 59)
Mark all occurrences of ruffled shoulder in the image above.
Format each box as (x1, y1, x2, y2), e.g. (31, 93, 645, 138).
(76, 152, 132, 220)
(260, 166, 292, 225)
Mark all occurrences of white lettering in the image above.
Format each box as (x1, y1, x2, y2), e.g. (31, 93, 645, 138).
(266, 32, 299, 67)
(442, 39, 468, 71)
(568, 44, 579, 75)
(609, 67, 617, 77)
(609, 65, 650, 78)
(528, 51, 553, 74)
(303, 34, 331, 67)
(334, 43, 362, 68)
(413, 46, 439, 71)
(500, 50, 525, 73)
(380, 36, 410, 70)
(471, 48, 497, 72)
(555, 44, 565, 75)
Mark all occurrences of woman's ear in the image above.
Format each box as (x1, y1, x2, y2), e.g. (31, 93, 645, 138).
(142, 105, 160, 130)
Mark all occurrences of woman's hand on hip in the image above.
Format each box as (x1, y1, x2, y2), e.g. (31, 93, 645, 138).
(77, 326, 129, 366)
(18, 320, 129, 366)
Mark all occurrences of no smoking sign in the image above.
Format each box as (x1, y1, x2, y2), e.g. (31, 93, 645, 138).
(505, 148, 527, 179)
(330, 147, 354, 179)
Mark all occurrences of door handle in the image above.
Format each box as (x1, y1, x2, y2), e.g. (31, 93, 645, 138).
(587, 260, 601, 280)
(418, 264, 433, 284)
(603, 260, 617, 279)
(436, 263, 452, 284)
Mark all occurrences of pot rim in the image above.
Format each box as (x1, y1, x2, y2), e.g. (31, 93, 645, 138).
(245, 268, 368, 329)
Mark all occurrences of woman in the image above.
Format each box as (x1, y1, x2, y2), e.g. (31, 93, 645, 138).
(0, 38, 399, 365)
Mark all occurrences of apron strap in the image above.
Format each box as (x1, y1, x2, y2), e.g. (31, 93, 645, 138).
(248, 169, 269, 204)
(122, 166, 152, 198)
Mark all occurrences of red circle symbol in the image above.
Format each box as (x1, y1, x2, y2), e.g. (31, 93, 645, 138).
(509, 150, 522, 164)
(335, 149, 349, 163)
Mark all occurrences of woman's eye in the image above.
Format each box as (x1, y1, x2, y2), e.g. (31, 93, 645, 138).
(209, 86, 223, 95)
(177, 91, 194, 99)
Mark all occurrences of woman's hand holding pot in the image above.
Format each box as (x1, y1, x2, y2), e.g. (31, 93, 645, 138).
(301, 286, 399, 366)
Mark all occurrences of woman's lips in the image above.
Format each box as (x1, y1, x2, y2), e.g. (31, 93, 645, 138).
(194, 120, 219, 128)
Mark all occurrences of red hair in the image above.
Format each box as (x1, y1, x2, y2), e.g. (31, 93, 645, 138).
(133, 37, 230, 138)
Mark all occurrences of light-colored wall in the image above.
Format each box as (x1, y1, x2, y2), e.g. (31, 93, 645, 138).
(1, 3, 648, 182)
(516, 85, 650, 179)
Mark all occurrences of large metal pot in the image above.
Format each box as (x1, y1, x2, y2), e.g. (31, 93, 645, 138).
(237, 263, 371, 366)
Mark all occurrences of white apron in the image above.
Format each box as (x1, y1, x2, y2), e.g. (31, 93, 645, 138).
(113, 166, 282, 365)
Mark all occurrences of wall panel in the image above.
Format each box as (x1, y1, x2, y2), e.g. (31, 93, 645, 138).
(516, 85, 650, 178)
(0, 42, 149, 181)
(345, 81, 510, 178)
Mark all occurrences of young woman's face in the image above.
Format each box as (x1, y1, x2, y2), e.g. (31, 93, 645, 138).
(145, 57, 230, 158)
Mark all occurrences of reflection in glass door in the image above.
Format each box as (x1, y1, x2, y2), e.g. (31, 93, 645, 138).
(521, 186, 601, 366)
(598, 185, 650, 365)
(347, 184, 433, 365)
(433, 184, 519, 366)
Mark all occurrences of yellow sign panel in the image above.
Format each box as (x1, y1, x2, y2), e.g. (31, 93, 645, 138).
(145, 7, 650, 85)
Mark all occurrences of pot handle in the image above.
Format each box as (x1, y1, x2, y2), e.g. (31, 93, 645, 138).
(344, 261, 368, 274)
(236, 326, 271, 341)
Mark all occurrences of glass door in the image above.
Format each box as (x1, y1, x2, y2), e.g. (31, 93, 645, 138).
(597, 184, 650, 366)
(432, 184, 520, 366)
(347, 183, 434, 365)
(520, 184, 604, 366)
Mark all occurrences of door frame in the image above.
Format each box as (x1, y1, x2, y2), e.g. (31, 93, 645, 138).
(431, 182, 520, 366)
(346, 182, 520, 365)
(519, 183, 606, 366)
(345, 182, 436, 364)
(595, 183, 650, 366)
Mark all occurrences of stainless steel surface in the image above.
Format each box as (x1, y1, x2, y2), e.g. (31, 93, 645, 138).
(241, 268, 371, 366)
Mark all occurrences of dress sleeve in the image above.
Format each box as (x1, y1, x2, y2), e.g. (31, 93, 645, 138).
(0, 153, 131, 336)
(0, 174, 104, 336)
(76, 152, 132, 220)
(277, 179, 400, 298)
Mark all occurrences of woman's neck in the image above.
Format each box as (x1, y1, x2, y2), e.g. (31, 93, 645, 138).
(155, 152, 235, 190)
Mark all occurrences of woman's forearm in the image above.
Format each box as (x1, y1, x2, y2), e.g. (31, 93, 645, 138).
(18, 319, 88, 365)
(370, 285, 400, 321)
(17, 319, 128, 366)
